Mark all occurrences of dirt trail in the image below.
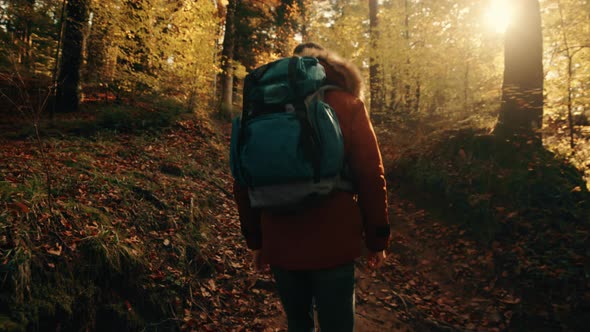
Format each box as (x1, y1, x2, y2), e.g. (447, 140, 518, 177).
(188, 168, 513, 331)
(202, 142, 515, 331)
(200, 174, 420, 331)
(354, 265, 416, 332)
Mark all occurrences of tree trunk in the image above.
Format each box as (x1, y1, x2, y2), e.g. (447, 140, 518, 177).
(566, 55, 574, 149)
(220, 0, 237, 113)
(55, 0, 90, 113)
(464, 62, 470, 112)
(414, 80, 420, 113)
(494, 0, 544, 142)
(50, 0, 68, 120)
(369, 0, 381, 116)
(298, 0, 311, 41)
(403, 0, 413, 113)
(13, 0, 35, 67)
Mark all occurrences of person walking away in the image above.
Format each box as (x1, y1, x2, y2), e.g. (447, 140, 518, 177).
(232, 42, 391, 332)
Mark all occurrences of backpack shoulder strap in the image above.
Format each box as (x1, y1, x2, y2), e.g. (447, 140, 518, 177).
(304, 85, 342, 108)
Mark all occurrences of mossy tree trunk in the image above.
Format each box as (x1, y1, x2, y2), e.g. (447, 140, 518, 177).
(494, 0, 544, 143)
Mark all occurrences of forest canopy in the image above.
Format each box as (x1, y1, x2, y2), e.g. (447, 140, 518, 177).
(0, 0, 589, 172)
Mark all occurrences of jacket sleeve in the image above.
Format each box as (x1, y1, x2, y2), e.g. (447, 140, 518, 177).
(347, 100, 391, 252)
(233, 181, 262, 250)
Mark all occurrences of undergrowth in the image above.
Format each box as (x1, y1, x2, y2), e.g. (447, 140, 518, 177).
(0, 102, 226, 331)
(388, 127, 590, 330)
(2, 95, 189, 140)
(390, 128, 589, 239)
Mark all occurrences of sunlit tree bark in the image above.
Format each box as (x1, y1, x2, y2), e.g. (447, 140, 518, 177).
(22, 0, 35, 67)
(494, 0, 544, 142)
(369, 0, 382, 115)
(55, 0, 90, 112)
(220, 0, 237, 112)
(403, 0, 413, 113)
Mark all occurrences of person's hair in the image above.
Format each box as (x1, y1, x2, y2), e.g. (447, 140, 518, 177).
(293, 42, 324, 55)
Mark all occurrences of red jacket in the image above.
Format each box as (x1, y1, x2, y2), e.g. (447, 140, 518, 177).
(233, 51, 390, 270)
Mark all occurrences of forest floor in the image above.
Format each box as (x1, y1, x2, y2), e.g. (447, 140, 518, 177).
(1, 108, 587, 331)
(204, 177, 519, 332)
(192, 124, 526, 332)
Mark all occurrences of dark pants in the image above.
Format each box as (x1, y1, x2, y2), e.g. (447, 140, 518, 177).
(271, 263, 355, 332)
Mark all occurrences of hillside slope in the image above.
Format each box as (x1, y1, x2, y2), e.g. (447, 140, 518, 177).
(386, 128, 590, 331)
(0, 110, 288, 331)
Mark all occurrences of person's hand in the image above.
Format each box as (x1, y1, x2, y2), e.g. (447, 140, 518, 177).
(367, 250, 386, 270)
(251, 249, 268, 272)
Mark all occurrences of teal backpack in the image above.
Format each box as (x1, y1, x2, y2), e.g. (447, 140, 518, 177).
(230, 56, 353, 209)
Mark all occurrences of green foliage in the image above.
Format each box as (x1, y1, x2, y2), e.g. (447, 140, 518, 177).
(14, 95, 192, 140)
(0, 116, 223, 330)
(543, 0, 590, 121)
(307, 0, 369, 69)
(541, 0, 590, 164)
(0, 315, 25, 332)
(0, 0, 61, 76)
(96, 106, 173, 133)
(220, 0, 314, 72)
(388, 128, 590, 328)
(391, 128, 590, 242)
(85, 0, 220, 110)
(373, 0, 503, 120)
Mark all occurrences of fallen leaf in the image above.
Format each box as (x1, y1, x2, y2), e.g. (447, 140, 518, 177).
(14, 202, 29, 213)
(47, 244, 62, 256)
(499, 296, 521, 304)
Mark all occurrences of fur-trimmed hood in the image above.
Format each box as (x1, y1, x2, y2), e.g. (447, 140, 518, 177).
(295, 47, 364, 100)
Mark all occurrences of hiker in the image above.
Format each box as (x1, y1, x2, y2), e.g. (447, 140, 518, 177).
(232, 42, 390, 332)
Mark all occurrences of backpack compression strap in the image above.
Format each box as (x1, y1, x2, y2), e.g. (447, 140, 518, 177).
(288, 56, 323, 183)
(304, 85, 355, 185)
(304, 85, 342, 108)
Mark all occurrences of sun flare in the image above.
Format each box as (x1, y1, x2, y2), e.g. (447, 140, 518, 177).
(484, 0, 514, 34)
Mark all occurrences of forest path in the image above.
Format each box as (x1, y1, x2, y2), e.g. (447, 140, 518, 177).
(199, 170, 416, 331)
(202, 171, 514, 331)
(198, 122, 511, 331)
